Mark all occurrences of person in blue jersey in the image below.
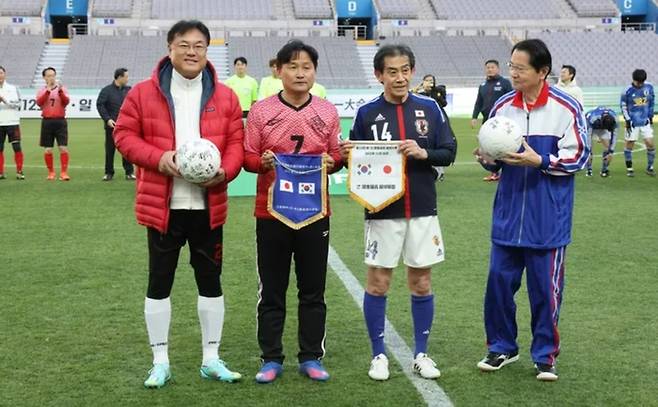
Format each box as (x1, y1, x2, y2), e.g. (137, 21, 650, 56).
(620, 69, 655, 177)
(473, 39, 589, 382)
(585, 106, 617, 177)
(339, 44, 456, 382)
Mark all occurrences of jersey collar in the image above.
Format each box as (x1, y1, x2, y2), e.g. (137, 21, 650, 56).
(511, 81, 549, 111)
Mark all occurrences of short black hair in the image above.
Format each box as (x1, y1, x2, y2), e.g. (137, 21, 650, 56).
(114, 67, 128, 80)
(601, 113, 616, 132)
(42, 67, 56, 77)
(0, 66, 5, 73)
(511, 39, 552, 79)
(632, 69, 647, 83)
(373, 44, 415, 73)
(422, 74, 436, 85)
(276, 40, 319, 69)
(268, 58, 277, 67)
(485, 59, 499, 66)
(167, 20, 210, 45)
(234, 57, 247, 66)
(562, 65, 576, 79)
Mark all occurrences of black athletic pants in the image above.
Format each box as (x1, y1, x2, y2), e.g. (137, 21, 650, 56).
(146, 210, 223, 299)
(105, 127, 133, 176)
(256, 217, 329, 364)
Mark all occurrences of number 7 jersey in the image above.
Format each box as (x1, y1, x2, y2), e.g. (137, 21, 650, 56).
(243, 92, 343, 219)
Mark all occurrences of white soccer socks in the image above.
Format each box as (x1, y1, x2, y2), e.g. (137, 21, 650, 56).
(197, 295, 225, 364)
(144, 297, 171, 365)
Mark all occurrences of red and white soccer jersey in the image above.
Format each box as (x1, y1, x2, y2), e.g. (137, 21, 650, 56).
(36, 86, 70, 119)
(244, 93, 343, 218)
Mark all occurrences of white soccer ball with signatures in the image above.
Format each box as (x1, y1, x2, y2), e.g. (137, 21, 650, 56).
(477, 116, 523, 160)
(176, 138, 221, 183)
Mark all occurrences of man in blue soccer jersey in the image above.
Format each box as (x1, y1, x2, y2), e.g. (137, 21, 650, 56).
(340, 44, 456, 381)
(474, 39, 589, 381)
(620, 69, 655, 177)
(585, 106, 617, 177)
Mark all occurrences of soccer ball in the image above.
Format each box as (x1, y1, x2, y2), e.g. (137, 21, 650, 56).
(176, 138, 221, 183)
(477, 116, 523, 160)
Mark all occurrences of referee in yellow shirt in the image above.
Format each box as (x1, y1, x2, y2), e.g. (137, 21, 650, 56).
(225, 57, 258, 118)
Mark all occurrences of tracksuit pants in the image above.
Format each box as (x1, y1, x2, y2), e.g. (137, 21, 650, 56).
(256, 217, 329, 364)
(484, 242, 566, 365)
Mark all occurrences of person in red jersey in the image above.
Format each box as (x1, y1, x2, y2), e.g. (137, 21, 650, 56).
(243, 40, 342, 384)
(36, 67, 70, 181)
(113, 20, 244, 389)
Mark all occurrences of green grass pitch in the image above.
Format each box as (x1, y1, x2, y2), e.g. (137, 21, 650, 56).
(1, 118, 657, 406)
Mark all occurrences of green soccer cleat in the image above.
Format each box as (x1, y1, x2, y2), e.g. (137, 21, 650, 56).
(144, 363, 171, 389)
(200, 359, 242, 382)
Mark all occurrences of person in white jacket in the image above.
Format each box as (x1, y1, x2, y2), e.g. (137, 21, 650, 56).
(0, 66, 24, 180)
(556, 65, 584, 106)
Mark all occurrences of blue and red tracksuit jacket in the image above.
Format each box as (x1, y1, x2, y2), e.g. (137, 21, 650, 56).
(482, 82, 590, 249)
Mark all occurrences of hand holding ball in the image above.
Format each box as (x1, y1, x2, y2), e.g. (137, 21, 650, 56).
(176, 139, 221, 183)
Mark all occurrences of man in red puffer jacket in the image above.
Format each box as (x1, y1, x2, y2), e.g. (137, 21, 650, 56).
(114, 20, 244, 389)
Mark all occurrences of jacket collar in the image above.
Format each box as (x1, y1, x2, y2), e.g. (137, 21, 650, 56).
(511, 81, 549, 111)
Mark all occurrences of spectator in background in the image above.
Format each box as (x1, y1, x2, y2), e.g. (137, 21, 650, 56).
(36, 67, 70, 181)
(413, 74, 447, 108)
(97, 67, 134, 181)
(0, 66, 24, 180)
(556, 64, 584, 106)
(225, 57, 258, 118)
(258, 58, 283, 100)
(471, 59, 513, 182)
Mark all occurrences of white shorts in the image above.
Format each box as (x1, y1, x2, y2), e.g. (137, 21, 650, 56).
(625, 124, 654, 142)
(591, 129, 612, 142)
(364, 216, 445, 268)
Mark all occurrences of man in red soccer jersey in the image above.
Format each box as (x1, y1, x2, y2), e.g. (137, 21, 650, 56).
(36, 67, 70, 180)
(243, 40, 342, 384)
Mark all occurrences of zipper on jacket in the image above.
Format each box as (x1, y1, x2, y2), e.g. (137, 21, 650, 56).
(517, 111, 530, 244)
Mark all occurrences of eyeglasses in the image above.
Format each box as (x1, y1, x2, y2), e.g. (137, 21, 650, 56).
(173, 43, 208, 55)
(507, 62, 531, 73)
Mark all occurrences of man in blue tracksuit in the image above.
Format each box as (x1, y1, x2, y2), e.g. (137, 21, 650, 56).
(620, 69, 655, 177)
(474, 39, 589, 381)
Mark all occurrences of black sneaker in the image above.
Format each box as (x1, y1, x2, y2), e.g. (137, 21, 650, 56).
(102, 174, 113, 181)
(585, 169, 592, 177)
(0, 173, 5, 180)
(600, 170, 609, 178)
(646, 167, 656, 177)
(626, 169, 635, 177)
(535, 363, 558, 381)
(477, 351, 519, 371)
(16, 172, 25, 180)
(125, 173, 136, 180)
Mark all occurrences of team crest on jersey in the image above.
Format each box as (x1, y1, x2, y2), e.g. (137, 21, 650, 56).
(310, 115, 327, 134)
(415, 119, 429, 136)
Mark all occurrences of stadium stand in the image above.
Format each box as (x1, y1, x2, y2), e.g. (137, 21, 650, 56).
(566, 0, 620, 17)
(227, 36, 368, 88)
(375, 0, 420, 19)
(0, 35, 45, 87)
(537, 30, 658, 86)
(429, 0, 571, 20)
(292, 0, 333, 19)
(0, 0, 43, 16)
(62, 35, 165, 88)
(92, 0, 135, 18)
(150, 0, 274, 20)
(380, 35, 511, 87)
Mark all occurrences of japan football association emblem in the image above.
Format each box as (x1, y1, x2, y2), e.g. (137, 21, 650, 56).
(415, 119, 429, 136)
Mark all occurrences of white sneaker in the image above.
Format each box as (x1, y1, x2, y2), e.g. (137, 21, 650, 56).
(412, 353, 441, 379)
(368, 353, 390, 381)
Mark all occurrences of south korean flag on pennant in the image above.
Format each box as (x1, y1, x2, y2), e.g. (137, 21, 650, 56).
(268, 153, 327, 229)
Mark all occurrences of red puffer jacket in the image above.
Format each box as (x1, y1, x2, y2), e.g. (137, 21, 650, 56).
(114, 57, 244, 233)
